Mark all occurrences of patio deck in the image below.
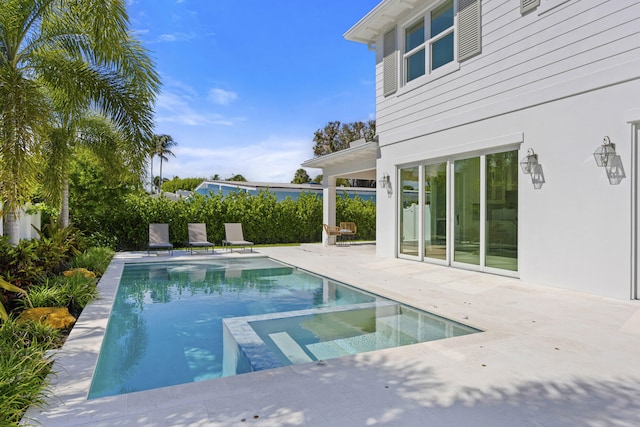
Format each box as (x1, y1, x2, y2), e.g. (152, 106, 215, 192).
(23, 243, 640, 426)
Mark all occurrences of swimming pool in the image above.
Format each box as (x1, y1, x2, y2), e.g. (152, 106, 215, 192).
(88, 257, 479, 399)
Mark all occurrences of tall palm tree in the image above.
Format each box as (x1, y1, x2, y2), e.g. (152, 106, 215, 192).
(152, 134, 177, 193)
(0, 0, 160, 242)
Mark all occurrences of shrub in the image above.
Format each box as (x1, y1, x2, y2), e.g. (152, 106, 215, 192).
(71, 246, 114, 276)
(24, 275, 98, 317)
(0, 319, 57, 426)
(82, 190, 374, 250)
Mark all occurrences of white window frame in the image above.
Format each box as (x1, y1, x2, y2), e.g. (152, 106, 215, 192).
(401, 0, 458, 89)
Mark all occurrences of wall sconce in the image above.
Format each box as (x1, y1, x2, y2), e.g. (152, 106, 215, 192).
(520, 148, 544, 189)
(378, 172, 393, 197)
(594, 137, 625, 185)
(593, 136, 616, 168)
(520, 149, 538, 174)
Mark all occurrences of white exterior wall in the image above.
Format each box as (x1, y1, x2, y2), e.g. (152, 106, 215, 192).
(369, 0, 640, 299)
(377, 80, 638, 299)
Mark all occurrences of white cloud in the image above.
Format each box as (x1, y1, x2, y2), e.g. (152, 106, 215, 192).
(208, 88, 238, 106)
(155, 80, 245, 127)
(160, 136, 318, 183)
(156, 32, 196, 43)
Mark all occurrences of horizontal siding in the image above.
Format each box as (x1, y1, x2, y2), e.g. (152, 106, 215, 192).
(375, 0, 640, 143)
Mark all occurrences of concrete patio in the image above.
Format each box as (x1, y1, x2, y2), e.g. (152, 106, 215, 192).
(23, 243, 640, 426)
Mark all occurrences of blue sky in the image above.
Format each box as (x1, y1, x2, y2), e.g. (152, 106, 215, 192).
(126, 0, 380, 183)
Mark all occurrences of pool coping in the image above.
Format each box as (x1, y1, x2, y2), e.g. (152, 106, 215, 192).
(22, 245, 640, 426)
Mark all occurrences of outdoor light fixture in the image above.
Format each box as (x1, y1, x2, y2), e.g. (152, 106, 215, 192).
(531, 164, 545, 189)
(378, 172, 393, 197)
(520, 148, 538, 174)
(520, 148, 544, 189)
(594, 137, 625, 185)
(379, 172, 391, 189)
(593, 136, 616, 168)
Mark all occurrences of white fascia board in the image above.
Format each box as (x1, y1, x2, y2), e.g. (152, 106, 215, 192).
(301, 143, 379, 169)
(344, 0, 420, 44)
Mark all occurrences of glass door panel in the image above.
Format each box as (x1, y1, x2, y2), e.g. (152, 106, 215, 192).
(454, 158, 480, 265)
(399, 167, 420, 256)
(486, 151, 518, 271)
(424, 163, 447, 260)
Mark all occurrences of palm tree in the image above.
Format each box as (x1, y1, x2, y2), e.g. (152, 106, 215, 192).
(152, 134, 177, 193)
(0, 0, 160, 242)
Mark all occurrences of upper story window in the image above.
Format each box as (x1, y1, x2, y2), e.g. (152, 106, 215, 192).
(404, 0, 455, 84)
(381, 0, 481, 97)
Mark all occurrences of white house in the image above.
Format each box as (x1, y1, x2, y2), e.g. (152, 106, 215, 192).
(317, 0, 640, 300)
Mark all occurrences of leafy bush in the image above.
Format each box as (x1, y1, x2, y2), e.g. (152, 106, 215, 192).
(0, 319, 57, 426)
(25, 275, 98, 317)
(71, 246, 114, 276)
(77, 190, 375, 250)
(161, 177, 206, 193)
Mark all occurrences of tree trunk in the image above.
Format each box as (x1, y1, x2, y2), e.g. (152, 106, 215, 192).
(3, 208, 20, 246)
(59, 179, 70, 227)
(159, 157, 163, 193)
(150, 155, 154, 193)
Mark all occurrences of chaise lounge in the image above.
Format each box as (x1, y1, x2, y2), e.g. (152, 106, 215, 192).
(148, 223, 173, 255)
(188, 223, 215, 254)
(222, 223, 253, 252)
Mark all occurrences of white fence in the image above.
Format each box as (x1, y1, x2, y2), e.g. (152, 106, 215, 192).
(0, 205, 41, 240)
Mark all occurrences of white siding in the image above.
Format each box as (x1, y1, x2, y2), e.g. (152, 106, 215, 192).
(375, 0, 640, 146)
(375, 78, 639, 299)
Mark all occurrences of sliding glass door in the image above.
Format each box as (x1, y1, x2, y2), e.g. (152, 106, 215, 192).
(399, 166, 419, 257)
(453, 158, 481, 266)
(424, 163, 447, 260)
(397, 150, 518, 274)
(486, 151, 518, 271)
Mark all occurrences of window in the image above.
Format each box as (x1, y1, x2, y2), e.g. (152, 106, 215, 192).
(403, 0, 454, 83)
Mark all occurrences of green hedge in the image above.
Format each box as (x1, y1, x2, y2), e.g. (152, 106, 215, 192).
(79, 190, 376, 250)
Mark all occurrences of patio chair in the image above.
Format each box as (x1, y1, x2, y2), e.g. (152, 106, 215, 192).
(323, 224, 342, 246)
(222, 223, 254, 252)
(148, 223, 173, 255)
(188, 223, 215, 254)
(339, 222, 357, 245)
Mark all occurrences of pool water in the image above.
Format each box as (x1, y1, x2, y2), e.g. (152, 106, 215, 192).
(88, 258, 479, 399)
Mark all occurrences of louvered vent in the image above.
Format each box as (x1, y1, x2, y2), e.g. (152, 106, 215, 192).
(521, 0, 540, 14)
(383, 27, 398, 96)
(458, 0, 481, 61)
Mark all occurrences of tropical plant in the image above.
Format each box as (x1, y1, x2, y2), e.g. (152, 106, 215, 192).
(71, 246, 115, 277)
(312, 120, 376, 156)
(0, 319, 57, 425)
(0, 278, 27, 321)
(24, 274, 97, 317)
(291, 168, 311, 184)
(0, 0, 160, 243)
(152, 134, 177, 193)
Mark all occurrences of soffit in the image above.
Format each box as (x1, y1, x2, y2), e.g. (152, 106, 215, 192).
(301, 142, 379, 170)
(344, 0, 422, 44)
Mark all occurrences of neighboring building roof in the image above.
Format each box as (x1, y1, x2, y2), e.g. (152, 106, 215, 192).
(204, 180, 326, 191)
(344, 0, 421, 44)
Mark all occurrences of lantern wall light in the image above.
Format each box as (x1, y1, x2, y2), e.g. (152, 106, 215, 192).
(378, 172, 393, 197)
(594, 136, 625, 185)
(520, 148, 545, 189)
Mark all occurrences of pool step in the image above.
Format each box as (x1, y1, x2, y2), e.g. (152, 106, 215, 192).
(268, 332, 313, 364)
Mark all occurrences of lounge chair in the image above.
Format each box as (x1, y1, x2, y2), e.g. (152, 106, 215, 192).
(339, 222, 357, 245)
(148, 223, 173, 255)
(222, 223, 253, 252)
(323, 224, 342, 245)
(188, 223, 215, 254)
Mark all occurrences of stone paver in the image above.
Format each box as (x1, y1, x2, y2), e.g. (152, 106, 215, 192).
(23, 244, 640, 426)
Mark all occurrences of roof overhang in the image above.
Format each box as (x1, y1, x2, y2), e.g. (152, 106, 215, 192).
(302, 141, 379, 179)
(344, 0, 422, 44)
